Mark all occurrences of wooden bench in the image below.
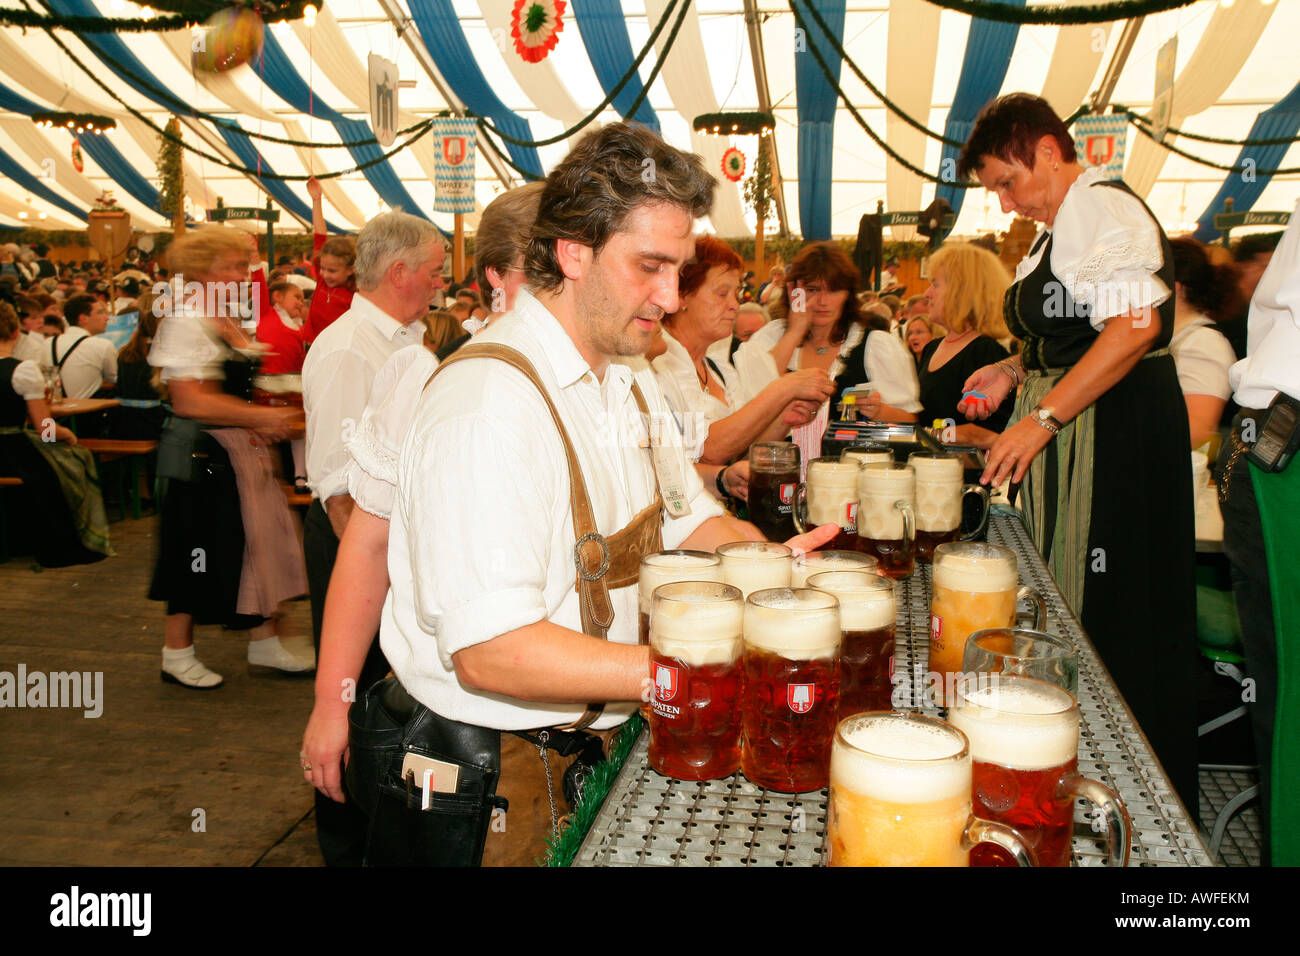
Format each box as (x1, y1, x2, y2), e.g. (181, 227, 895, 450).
(0, 476, 21, 561)
(79, 439, 159, 520)
(281, 484, 313, 509)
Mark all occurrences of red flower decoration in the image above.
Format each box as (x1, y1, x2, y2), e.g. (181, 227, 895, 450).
(721, 148, 746, 182)
(511, 0, 566, 64)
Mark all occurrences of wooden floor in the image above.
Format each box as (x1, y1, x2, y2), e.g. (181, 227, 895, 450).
(0, 513, 324, 866)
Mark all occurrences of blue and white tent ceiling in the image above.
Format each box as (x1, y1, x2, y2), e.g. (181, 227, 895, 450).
(0, 0, 1295, 242)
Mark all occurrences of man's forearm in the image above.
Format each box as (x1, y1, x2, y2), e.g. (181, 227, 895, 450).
(679, 514, 765, 549)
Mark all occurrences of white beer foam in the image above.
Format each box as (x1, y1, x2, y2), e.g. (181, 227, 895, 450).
(949, 682, 1078, 769)
(721, 553, 792, 599)
(932, 550, 1017, 593)
(809, 572, 896, 630)
(791, 551, 877, 588)
(651, 593, 743, 667)
(833, 715, 969, 803)
(639, 553, 724, 607)
(909, 455, 964, 482)
(807, 461, 860, 527)
(843, 450, 892, 466)
(744, 592, 840, 660)
(858, 463, 916, 495)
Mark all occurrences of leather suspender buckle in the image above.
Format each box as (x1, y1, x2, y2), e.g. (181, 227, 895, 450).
(573, 531, 611, 582)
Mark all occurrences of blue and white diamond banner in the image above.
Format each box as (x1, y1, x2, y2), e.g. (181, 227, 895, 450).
(432, 117, 477, 215)
(1073, 114, 1129, 182)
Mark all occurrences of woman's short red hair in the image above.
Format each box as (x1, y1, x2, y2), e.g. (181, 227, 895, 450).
(679, 235, 743, 298)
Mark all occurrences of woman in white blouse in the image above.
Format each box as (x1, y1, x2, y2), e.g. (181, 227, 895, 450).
(1168, 237, 1238, 448)
(734, 242, 921, 422)
(653, 235, 835, 469)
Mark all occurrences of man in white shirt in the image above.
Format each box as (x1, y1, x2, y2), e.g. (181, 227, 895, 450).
(367, 123, 835, 867)
(44, 293, 117, 399)
(301, 210, 443, 866)
(1217, 202, 1300, 866)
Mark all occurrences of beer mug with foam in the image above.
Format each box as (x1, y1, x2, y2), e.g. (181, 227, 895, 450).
(841, 444, 893, 468)
(648, 581, 745, 781)
(962, 628, 1079, 695)
(828, 712, 1035, 866)
(929, 542, 1046, 703)
(717, 541, 793, 600)
(749, 442, 801, 542)
(741, 588, 841, 793)
(855, 463, 916, 579)
(793, 457, 861, 552)
(808, 570, 897, 717)
(790, 549, 879, 588)
(907, 452, 990, 563)
(638, 551, 725, 646)
(949, 676, 1130, 866)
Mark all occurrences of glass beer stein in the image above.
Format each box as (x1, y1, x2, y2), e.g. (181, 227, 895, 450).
(948, 676, 1130, 867)
(907, 452, 991, 563)
(748, 442, 800, 542)
(855, 463, 916, 579)
(827, 712, 1035, 867)
(717, 541, 793, 600)
(841, 444, 893, 467)
(741, 588, 842, 793)
(638, 550, 725, 646)
(793, 457, 861, 552)
(808, 570, 897, 718)
(790, 549, 879, 588)
(648, 582, 745, 781)
(962, 628, 1079, 695)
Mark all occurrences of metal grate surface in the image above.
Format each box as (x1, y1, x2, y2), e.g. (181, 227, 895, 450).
(575, 513, 1214, 867)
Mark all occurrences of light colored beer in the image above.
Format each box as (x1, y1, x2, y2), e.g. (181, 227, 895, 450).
(805, 458, 861, 530)
(828, 713, 971, 866)
(638, 550, 725, 643)
(929, 543, 1018, 686)
(791, 550, 879, 588)
(717, 541, 792, 599)
(909, 453, 964, 534)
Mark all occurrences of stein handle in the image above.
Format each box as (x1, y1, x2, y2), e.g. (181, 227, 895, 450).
(895, 500, 914, 561)
(1062, 774, 1132, 867)
(793, 482, 809, 534)
(963, 816, 1035, 867)
(959, 483, 991, 542)
(1015, 586, 1047, 630)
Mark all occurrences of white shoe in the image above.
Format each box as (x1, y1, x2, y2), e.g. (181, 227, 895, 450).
(161, 650, 224, 690)
(247, 636, 316, 675)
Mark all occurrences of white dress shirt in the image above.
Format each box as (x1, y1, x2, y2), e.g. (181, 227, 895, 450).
(381, 289, 724, 731)
(1230, 198, 1300, 409)
(734, 320, 922, 413)
(652, 329, 737, 462)
(1170, 314, 1235, 401)
(13, 331, 46, 366)
(301, 293, 422, 502)
(44, 326, 117, 399)
(148, 305, 229, 382)
(8, 358, 46, 400)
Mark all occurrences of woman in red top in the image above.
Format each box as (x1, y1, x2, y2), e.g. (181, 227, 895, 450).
(301, 176, 357, 344)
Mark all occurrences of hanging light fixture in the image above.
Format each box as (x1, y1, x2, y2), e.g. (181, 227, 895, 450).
(693, 112, 776, 138)
(303, 3, 318, 27)
(32, 112, 117, 135)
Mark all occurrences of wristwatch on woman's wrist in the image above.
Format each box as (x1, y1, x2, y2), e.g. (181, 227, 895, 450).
(715, 465, 731, 498)
(1030, 405, 1063, 434)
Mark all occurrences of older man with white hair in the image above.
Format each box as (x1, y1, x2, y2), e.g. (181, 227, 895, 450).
(301, 210, 445, 866)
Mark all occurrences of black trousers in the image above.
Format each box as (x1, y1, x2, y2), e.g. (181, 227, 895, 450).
(304, 499, 392, 867)
(1216, 413, 1276, 865)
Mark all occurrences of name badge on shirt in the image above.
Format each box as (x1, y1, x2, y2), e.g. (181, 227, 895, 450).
(647, 413, 692, 517)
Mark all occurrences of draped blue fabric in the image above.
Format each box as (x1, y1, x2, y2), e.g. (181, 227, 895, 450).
(0, 148, 86, 221)
(794, 0, 844, 240)
(934, 0, 1027, 224)
(0, 80, 162, 212)
(1193, 79, 1300, 242)
(44, 0, 342, 229)
(570, 0, 660, 134)
(255, 31, 430, 220)
(405, 0, 544, 178)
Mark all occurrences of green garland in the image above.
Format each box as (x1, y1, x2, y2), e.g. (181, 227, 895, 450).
(743, 140, 774, 226)
(1, 1, 310, 32)
(922, 0, 1198, 25)
(1116, 105, 1300, 149)
(156, 118, 184, 218)
(542, 714, 644, 868)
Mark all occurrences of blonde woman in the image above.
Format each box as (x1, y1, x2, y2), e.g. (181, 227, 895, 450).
(918, 242, 1015, 447)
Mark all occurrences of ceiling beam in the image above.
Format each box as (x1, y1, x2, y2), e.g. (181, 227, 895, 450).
(1091, 17, 1145, 114)
(743, 0, 790, 236)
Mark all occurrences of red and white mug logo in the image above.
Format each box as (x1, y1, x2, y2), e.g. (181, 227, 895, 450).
(787, 683, 815, 714)
(845, 501, 858, 530)
(654, 663, 679, 702)
(779, 483, 795, 504)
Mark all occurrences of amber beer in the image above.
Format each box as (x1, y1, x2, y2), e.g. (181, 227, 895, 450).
(637, 550, 725, 646)
(855, 463, 916, 578)
(908, 452, 990, 563)
(808, 570, 897, 717)
(717, 541, 793, 599)
(749, 442, 800, 541)
(790, 550, 878, 588)
(793, 457, 861, 551)
(827, 712, 1035, 867)
(949, 676, 1130, 867)
(741, 588, 841, 792)
(649, 582, 745, 781)
(928, 543, 1020, 701)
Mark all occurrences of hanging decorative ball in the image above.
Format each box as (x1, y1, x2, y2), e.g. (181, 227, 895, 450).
(192, 6, 265, 74)
(70, 138, 84, 174)
(721, 148, 746, 182)
(511, 0, 566, 63)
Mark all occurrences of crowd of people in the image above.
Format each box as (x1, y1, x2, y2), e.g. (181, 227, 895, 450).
(1, 92, 1291, 867)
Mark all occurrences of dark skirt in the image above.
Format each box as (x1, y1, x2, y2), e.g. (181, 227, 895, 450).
(147, 431, 263, 629)
(0, 433, 107, 568)
(1065, 354, 1198, 806)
